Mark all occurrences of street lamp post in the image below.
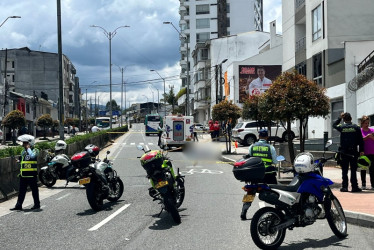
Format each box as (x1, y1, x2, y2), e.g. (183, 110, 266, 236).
(219, 59, 228, 103)
(163, 21, 190, 116)
(90, 24, 130, 129)
(0, 16, 21, 28)
(150, 69, 166, 117)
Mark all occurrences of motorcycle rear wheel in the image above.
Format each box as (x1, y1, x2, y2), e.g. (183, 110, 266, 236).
(86, 182, 104, 211)
(164, 194, 181, 224)
(38, 169, 56, 188)
(107, 178, 124, 202)
(324, 196, 348, 238)
(175, 178, 185, 208)
(250, 207, 286, 250)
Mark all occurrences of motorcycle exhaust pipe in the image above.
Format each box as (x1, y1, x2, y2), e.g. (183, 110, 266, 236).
(272, 218, 296, 231)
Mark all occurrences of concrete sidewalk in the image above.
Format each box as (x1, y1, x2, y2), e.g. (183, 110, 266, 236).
(216, 137, 374, 228)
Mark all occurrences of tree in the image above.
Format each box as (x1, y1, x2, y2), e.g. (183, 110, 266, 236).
(212, 100, 242, 153)
(105, 100, 120, 112)
(2, 110, 26, 145)
(37, 114, 53, 139)
(164, 86, 178, 114)
(263, 71, 330, 162)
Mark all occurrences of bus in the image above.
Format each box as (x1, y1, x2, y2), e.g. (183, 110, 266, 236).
(95, 117, 110, 130)
(144, 114, 162, 136)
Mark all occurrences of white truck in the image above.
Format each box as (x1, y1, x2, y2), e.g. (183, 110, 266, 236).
(160, 115, 194, 149)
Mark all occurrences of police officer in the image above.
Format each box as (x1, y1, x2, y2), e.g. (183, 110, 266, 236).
(10, 135, 41, 211)
(333, 112, 364, 192)
(241, 129, 278, 220)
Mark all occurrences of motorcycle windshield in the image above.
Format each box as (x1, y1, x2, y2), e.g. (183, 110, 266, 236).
(95, 162, 108, 172)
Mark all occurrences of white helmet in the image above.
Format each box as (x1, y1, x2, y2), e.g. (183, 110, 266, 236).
(294, 152, 315, 173)
(17, 134, 35, 147)
(55, 140, 67, 151)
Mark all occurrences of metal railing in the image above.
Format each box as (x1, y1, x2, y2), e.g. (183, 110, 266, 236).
(358, 49, 374, 73)
(295, 36, 306, 52)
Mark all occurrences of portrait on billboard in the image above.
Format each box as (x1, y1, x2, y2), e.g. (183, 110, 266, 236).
(238, 65, 282, 103)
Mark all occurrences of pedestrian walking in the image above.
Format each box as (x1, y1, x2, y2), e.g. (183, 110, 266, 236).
(360, 115, 374, 189)
(208, 120, 214, 140)
(213, 121, 220, 141)
(241, 129, 278, 220)
(333, 112, 364, 192)
(157, 122, 163, 147)
(10, 134, 41, 211)
(192, 124, 199, 142)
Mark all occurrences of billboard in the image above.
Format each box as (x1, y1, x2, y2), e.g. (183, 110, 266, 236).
(238, 65, 282, 103)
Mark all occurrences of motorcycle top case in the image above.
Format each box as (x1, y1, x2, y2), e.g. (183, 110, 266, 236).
(84, 144, 100, 157)
(71, 151, 91, 168)
(140, 150, 164, 176)
(232, 157, 265, 182)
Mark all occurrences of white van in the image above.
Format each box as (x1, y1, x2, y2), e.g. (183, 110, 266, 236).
(160, 115, 194, 149)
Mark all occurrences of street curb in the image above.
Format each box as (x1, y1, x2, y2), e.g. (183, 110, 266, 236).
(345, 211, 374, 228)
(220, 153, 374, 228)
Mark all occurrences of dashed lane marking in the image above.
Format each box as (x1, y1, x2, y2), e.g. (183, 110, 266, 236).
(56, 193, 71, 201)
(88, 203, 131, 231)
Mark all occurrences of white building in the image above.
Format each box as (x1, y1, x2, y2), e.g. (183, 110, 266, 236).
(178, 0, 263, 118)
(282, 0, 374, 139)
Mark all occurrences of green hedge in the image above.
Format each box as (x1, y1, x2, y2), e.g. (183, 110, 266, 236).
(0, 125, 128, 159)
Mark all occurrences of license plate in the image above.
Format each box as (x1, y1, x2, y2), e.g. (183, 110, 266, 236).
(79, 177, 91, 185)
(155, 180, 168, 189)
(242, 194, 255, 203)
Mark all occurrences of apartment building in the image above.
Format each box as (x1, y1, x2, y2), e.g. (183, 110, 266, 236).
(178, 0, 263, 120)
(282, 0, 374, 139)
(0, 47, 80, 130)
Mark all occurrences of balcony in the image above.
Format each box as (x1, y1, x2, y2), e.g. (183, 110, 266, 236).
(295, 36, 306, 64)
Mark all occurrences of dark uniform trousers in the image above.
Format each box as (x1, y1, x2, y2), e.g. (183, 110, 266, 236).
(340, 153, 359, 189)
(16, 176, 40, 208)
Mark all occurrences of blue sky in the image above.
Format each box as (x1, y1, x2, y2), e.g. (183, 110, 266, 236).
(0, 0, 282, 107)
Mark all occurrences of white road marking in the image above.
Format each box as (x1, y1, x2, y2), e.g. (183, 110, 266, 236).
(88, 204, 131, 231)
(139, 142, 144, 145)
(130, 143, 135, 145)
(56, 193, 71, 201)
(148, 143, 154, 145)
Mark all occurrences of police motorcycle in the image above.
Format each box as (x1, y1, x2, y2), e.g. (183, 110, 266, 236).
(39, 140, 75, 187)
(68, 144, 124, 211)
(233, 140, 347, 249)
(136, 145, 185, 224)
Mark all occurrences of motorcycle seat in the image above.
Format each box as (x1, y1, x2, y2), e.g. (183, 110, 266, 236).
(268, 176, 300, 192)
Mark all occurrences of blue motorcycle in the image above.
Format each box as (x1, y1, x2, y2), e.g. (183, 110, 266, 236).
(233, 140, 347, 249)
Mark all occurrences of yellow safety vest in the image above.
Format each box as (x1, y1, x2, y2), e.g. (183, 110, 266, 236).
(20, 149, 39, 177)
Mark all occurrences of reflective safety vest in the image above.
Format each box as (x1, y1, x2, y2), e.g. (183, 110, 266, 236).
(20, 149, 39, 177)
(250, 145, 276, 173)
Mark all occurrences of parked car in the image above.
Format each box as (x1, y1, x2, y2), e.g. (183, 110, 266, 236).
(194, 123, 209, 132)
(232, 120, 299, 146)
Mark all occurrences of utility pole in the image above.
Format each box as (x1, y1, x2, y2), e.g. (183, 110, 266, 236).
(215, 65, 219, 104)
(2, 49, 8, 145)
(57, 0, 64, 139)
(32, 91, 38, 137)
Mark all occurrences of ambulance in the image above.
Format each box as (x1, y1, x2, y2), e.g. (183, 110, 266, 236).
(160, 115, 194, 150)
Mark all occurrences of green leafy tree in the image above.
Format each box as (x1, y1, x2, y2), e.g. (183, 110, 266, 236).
(263, 71, 330, 162)
(212, 100, 242, 153)
(37, 114, 53, 139)
(164, 86, 178, 114)
(105, 100, 121, 112)
(2, 110, 26, 145)
(212, 100, 242, 126)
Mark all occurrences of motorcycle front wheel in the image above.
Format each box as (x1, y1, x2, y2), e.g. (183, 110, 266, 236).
(107, 178, 124, 202)
(324, 196, 348, 238)
(250, 207, 286, 250)
(38, 169, 57, 188)
(86, 181, 104, 211)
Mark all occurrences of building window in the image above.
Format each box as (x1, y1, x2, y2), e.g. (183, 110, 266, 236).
(201, 48, 208, 60)
(295, 62, 306, 76)
(26, 103, 30, 113)
(226, 3, 230, 13)
(196, 32, 210, 43)
(226, 17, 230, 27)
(331, 99, 343, 138)
(196, 18, 210, 29)
(312, 4, 322, 41)
(313, 53, 322, 85)
(196, 4, 209, 15)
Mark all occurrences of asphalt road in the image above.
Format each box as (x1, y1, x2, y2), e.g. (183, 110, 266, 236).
(1, 123, 373, 249)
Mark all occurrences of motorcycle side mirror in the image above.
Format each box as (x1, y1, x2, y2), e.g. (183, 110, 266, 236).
(107, 151, 110, 154)
(137, 145, 144, 151)
(277, 155, 286, 162)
